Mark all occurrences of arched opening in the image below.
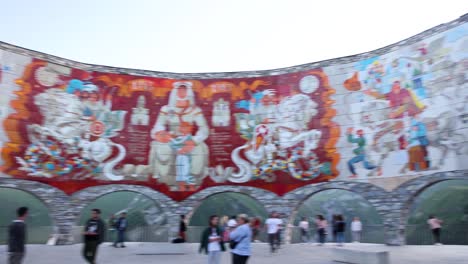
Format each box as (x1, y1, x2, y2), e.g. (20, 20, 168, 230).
(76, 191, 168, 243)
(187, 192, 268, 242)
(291, 189, 384, 244)
(0, 187, 53, 244)
(405, 179, 468, 245)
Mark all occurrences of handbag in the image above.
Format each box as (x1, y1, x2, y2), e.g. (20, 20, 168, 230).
(229, 234, 247, 249)
(229, 240, 239, 249)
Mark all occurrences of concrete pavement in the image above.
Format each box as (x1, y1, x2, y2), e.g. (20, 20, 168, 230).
(1, 242, 467, 264)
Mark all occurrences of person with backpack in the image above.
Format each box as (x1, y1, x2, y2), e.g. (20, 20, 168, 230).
(229, 214, 252, 264)
(199, 215, 226, 264)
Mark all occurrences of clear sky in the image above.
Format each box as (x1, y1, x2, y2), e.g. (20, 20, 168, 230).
(0, 0, 466, 73)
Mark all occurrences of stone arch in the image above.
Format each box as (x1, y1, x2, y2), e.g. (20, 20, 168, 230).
(0, 178, 74, 244)
(70, 184, 179, 241)
(179, 186, 279, 243)
(394, 170, 468, 244)
(179, 186, 283, 222)
(283, 181, 391, 244)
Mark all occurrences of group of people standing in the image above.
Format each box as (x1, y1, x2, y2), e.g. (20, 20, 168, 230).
(298, 215, 363, 246)
(199, 214, 253, 264)
(198, 211, 287, 263)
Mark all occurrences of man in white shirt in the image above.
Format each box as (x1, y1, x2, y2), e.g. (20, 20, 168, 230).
(265, 212, 283, 253)
(351, 217, 362, 243)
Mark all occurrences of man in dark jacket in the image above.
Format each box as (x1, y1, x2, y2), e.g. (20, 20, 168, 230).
(83, 208, 106, 264)
(113, 212, 128, 248)
(8, 207, 28, 264)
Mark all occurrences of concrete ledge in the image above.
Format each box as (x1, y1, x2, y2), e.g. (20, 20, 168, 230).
(134, 242, 189, 255)
(333, 247, 390, 264)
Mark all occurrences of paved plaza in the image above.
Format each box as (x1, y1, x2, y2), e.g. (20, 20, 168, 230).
(1, 243, 468, 264)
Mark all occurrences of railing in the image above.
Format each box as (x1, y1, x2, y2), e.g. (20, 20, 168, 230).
(187, 225, 385, 244)
(289, 225, 385, 244)
(73, 226, 169, 243)
(0, 226, 53, 244)
(405, 224, 468, 245)
(2, 224, 468, 245)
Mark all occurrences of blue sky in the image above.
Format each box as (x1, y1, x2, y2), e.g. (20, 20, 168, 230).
(0, 0, 466, 72)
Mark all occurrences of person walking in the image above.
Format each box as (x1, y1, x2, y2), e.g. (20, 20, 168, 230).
(299, 217, 310, 243)
(179, 214, 187, 242)
(199, 215, 225, 264)
(315, 215, 327, 246)
(351, 217, 362, 243)
(83, 208, 106, 264)
(7, 207, 28, 264)
(335, 215, 346, 246)
(113, 212, 128, 248)
(229, 214, 252, 264)
(265, 212, 282, 253)
(427, 215, 443, 245)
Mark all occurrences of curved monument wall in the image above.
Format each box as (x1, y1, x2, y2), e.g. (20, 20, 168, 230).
(0, 15, 467, 202)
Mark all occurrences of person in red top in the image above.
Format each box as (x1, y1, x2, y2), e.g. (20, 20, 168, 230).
(250, 217, 262, 242)
(365, 80, 424, 119)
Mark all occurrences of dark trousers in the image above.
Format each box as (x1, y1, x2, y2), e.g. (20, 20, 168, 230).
(232, 253, 249, 264)
(114, 230, 125, 246)
(301, 229, 310, 242)
(83, 240, 99, 264)
(8, 252, 24, 264)
(268, 233, 280, 252)
(432, 228, 441, 244)
(252, 228, 259, 241)
(318, 228, 326, 244)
